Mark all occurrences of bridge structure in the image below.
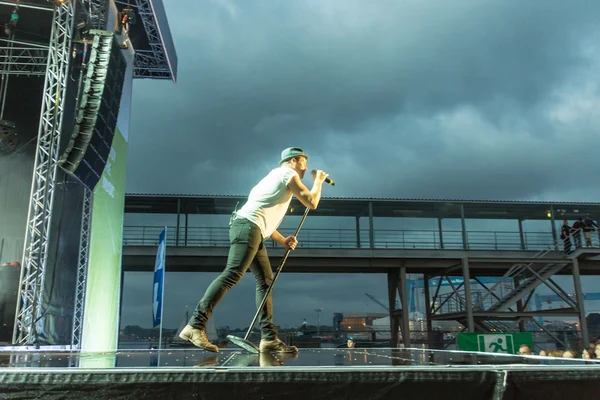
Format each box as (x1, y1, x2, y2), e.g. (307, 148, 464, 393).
(122, 194, 600, 349)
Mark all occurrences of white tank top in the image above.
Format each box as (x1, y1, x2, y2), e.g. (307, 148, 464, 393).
(235, 166, 298, 239)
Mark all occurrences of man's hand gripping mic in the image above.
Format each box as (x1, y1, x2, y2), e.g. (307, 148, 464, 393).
(311, 170, 335, 186)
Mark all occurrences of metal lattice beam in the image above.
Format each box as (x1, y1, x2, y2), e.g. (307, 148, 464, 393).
(13, 1, 75, 345)
(76, 0, 109, 29)
(88, 0, 109, 29)
(133, 0, 171, 78)
(71, 187, 93, 348)
(0, 42, 49, 77)
(133, 50, 171, 79)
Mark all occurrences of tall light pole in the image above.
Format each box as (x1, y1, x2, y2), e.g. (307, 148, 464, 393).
(315, 308, 322, 336)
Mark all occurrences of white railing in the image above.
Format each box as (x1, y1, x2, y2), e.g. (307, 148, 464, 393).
(122, 226, 559, 251)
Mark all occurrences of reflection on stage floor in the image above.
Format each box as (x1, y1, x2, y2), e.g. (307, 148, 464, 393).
(1, 347, 599, 370)
(1, 347, 600, 400)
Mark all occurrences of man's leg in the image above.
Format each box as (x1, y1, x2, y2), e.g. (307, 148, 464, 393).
(181, 219, 261, 351)
(249, 243, 277, 340)
(563, 238, 569, 254)
(189, 219, 262, 329)
(252, 243, 298, 353)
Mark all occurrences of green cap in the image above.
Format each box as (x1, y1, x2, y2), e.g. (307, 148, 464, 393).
(280, 147, 308, 164)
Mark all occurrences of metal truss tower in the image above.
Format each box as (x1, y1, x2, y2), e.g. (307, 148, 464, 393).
(87, 0, 109, 29)
(71, 186, 93, 348)
(5, 0, 172, 346)
(13, 1, 76, 345)
(133, 0, 172, 79)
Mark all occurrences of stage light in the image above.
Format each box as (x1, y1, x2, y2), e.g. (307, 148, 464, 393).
(73, 20, 90, 43)
(0, 119, 19, 156)
(121, 7, 136, 24)
(4, 7, 19, 37)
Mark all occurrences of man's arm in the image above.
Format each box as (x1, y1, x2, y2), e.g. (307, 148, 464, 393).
(287, 172, 327, 209)
(270, 230, 298, 250)
(270, 230, 287, 247)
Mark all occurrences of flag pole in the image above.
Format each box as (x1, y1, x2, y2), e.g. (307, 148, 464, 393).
(156, 226, 167, 366)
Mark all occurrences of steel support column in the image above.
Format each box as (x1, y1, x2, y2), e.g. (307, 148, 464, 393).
(184, 214, 188, 246)
(518, 219, 526, 250)
(387, 268, 411, 348)
(572, 258, 589, 345)
(71, 187, 92, 348)
(368, 202, 374, 249)
(175, 198, 181, 246)
(387, 269, 399, 347)
(423, 274, 434, 348)
(399, 267, 411, 348)
(460, 204, 468, 250)
(13, 1, 75, 345)
(514, 277, 525, 332)
(437, 217, 444, 249)
(550, 205, 558, 251)
(355, 216, 360, 248)
(461, 257, 474, 332)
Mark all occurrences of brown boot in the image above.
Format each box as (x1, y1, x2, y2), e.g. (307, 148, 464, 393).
(179, 325, 219, 353)
(259, 337, 298, 353)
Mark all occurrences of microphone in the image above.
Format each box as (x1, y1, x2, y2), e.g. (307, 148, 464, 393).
(311, 170, 335, 186)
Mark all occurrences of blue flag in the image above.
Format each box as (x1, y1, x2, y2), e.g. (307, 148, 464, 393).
(152, 227, 167, 327)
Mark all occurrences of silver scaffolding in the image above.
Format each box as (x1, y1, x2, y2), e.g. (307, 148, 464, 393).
(87, 0, 109, 29)
(0, 1, 126, 76)
(71, 186, 93, 348)
(0, 40, 49, 77)
(133, 0, 172, 79)
(12, 1, 76, 345)
(0, 0, 179, 348)
(4, 0, 173, 347)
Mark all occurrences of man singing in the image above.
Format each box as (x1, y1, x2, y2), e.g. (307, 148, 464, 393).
(180, 148, 329, 353)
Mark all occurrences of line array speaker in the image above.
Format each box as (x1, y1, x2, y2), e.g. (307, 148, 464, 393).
(60, 29, 127, 191)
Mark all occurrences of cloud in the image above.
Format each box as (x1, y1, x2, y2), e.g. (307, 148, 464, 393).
(128, 0, 600, 203)
(210, 0, 239, 20)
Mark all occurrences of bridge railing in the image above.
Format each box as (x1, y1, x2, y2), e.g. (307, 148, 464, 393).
(122, 226, 556, 251)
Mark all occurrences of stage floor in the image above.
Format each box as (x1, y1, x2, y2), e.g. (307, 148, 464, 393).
(0, 347, 598, 369)
(0, 348, 599, 399)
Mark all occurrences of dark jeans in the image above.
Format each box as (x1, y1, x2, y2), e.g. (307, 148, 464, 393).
(563, 237, 571, 254)
(573, 231, 581, 248)
(189, 217, 277, 340)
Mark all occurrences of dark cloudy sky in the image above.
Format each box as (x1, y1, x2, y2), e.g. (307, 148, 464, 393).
(120, 0, 600, 332)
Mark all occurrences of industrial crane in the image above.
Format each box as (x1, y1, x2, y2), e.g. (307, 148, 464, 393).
(535, 292, 600, 311)
(365, 293, 397, 311)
